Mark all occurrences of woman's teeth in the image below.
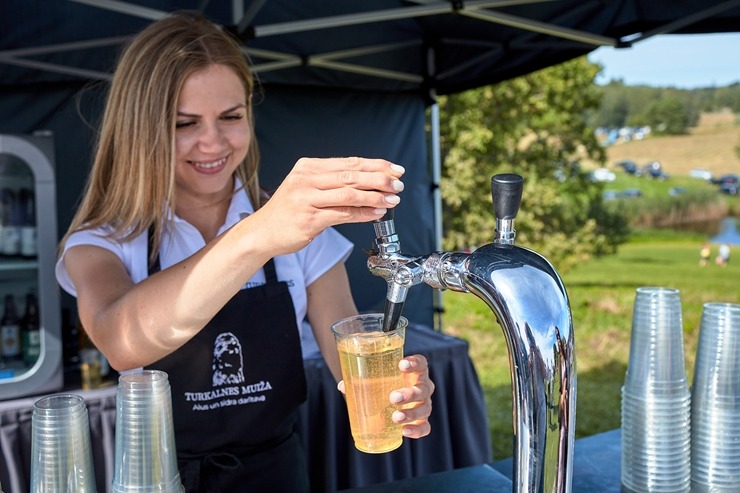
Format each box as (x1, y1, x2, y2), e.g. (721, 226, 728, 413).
(193, 157, 227, 169)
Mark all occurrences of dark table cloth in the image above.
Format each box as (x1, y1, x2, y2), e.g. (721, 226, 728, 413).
(0, 324, 492, 493)
(340, 464, 513, 493)
(491, 428, 623, 493)
(339, 428, 624, 493)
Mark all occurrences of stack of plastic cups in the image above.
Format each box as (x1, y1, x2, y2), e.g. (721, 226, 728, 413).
(690, 302, 740, 493)
(30, 394, 96, 493)
(112, 370, 184, 493)
(621, 287, 691, 493)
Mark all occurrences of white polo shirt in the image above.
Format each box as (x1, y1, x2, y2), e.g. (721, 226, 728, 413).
(55, 184, 354, 341)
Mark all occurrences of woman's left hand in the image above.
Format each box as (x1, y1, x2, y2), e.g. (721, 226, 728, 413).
(336, 353, 435, 438)
(391, 354, 435, 438)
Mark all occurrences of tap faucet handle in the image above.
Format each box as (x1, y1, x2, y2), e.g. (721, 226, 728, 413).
(373, 208, 400, 255)
(373, 208, 396, 237)
(491, 173, 523, 220)
(491, 174, 523, 245)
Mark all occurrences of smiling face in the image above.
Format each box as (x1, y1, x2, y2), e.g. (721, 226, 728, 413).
(174, 64, 251, 210)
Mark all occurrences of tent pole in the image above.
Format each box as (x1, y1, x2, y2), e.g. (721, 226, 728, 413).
(429, 91, 444, 332)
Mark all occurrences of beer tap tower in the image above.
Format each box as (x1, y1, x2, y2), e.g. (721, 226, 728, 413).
(370, 174, 576, 493)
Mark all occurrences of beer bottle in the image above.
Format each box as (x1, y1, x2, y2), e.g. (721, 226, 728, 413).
(0, 294, 21, 360)
(0, 189, 20, 257)
(61, 308, 80, 370)
(19, 188, 37, 258)
(22, 292, 40, 365)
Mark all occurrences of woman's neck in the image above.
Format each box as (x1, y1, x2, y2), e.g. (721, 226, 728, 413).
(175, 184, 234, 243)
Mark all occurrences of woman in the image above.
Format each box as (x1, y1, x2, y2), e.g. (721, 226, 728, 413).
(55, 12, 434, 492)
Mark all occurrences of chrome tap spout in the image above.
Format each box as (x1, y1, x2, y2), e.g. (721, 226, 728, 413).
(368, 174, 576, 493)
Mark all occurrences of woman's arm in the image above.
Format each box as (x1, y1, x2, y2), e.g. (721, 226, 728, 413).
(306, 262, 359, 382)
(65, 157, 404, 371)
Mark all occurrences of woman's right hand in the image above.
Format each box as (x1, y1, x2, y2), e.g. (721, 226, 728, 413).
(250, 157, 405, 256)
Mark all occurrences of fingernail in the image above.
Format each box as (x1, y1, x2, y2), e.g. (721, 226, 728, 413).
(390, 164, 405, 174)
(392, 180, 405, 192)
(390, 391, 404, 404)
(384, 194, 400, 205)
(402, 427, 413, 436)
(373, 208, 388, 215)
(399, 359, 411, 370)
(393, 410, 406, 422)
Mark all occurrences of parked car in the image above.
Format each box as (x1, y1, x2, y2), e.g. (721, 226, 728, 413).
(712, 174, 739, 186)
(591, 167, 616, 182)
(642, 161, 669, 180)
(602, 188, 643, 200)
(719, 182, 739, 195)
(614, 160, 642, 176)
(689, 168, 713, 181)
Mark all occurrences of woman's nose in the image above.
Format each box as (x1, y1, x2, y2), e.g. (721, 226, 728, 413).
(197, 121, 225, 150)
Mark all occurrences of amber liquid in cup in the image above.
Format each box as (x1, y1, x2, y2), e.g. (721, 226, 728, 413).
(333, 314, 407, 454)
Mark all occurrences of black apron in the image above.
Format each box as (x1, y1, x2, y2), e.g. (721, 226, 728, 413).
(145, 230, 309, 493)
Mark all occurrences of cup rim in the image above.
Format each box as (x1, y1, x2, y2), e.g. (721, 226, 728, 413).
(331, 313, 408, 337)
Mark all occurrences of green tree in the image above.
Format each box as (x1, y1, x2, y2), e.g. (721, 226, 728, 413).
(438, 56, 629, 272)
(634, 95, 691, 134)
(597, 82, 630, 128)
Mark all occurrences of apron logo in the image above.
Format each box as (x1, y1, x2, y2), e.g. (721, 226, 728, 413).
(212, 332, 245, 386)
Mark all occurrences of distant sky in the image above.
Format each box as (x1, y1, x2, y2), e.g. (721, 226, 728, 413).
(588, 32, 740, 89)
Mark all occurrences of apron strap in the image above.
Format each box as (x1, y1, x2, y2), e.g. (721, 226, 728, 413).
(263, 256, 278, 284)
(148, 224, 162, 275)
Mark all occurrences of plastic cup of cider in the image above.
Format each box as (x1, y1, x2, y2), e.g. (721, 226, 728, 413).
(332, 313, 407, 454)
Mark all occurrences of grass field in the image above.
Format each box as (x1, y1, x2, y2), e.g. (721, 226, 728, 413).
(443, 232, 739, 459)
(441, 112, 739, 460)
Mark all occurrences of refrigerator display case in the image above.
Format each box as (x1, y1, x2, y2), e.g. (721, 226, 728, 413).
(0, 133, 62, 399)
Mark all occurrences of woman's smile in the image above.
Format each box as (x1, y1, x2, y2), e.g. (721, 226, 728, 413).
(189, 155, 230, 173)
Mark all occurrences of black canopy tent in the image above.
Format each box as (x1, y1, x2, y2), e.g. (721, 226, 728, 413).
(1, 0, 739, 327)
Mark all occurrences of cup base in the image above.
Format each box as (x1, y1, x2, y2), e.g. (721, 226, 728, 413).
(354, 438, 403, 454)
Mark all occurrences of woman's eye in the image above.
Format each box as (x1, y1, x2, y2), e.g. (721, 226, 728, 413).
(223, 113, 243, 121)
(175, 121, 194, 129)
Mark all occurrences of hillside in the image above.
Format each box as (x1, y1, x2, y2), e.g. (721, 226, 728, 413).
(603, 111, 739, 176)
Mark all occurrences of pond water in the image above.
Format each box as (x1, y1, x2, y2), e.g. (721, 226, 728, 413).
(668, 217, 740, 245)
(710, 217, 740, 246)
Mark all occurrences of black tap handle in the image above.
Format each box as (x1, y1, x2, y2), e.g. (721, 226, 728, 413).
(491, 174, 523, 220)
(376, 208, 394, 223)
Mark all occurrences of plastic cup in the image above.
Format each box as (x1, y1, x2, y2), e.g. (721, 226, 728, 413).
(690, 302, 740, 491)
(331, 314, 407, 454)
(621, 287, 691, 493)
(30, 394, 96, 493)
(624, 287, 688, 393)
(112, 370, 184, 493)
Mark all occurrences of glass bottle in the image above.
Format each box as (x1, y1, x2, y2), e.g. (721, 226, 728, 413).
(1, 294, 21, 360)
(22, 292, 40, 365)
(0, 189, 20, 257)
(19, 188, 37, 258)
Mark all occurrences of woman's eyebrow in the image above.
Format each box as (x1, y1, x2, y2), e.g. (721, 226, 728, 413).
(176, 103, 247, 118)
(221, 103, 247, 114)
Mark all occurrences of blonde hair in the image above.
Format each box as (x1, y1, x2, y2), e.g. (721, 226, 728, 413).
(62, 11, 261, 265)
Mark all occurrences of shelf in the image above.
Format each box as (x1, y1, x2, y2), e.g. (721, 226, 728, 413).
(0, 259, 39, 271)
